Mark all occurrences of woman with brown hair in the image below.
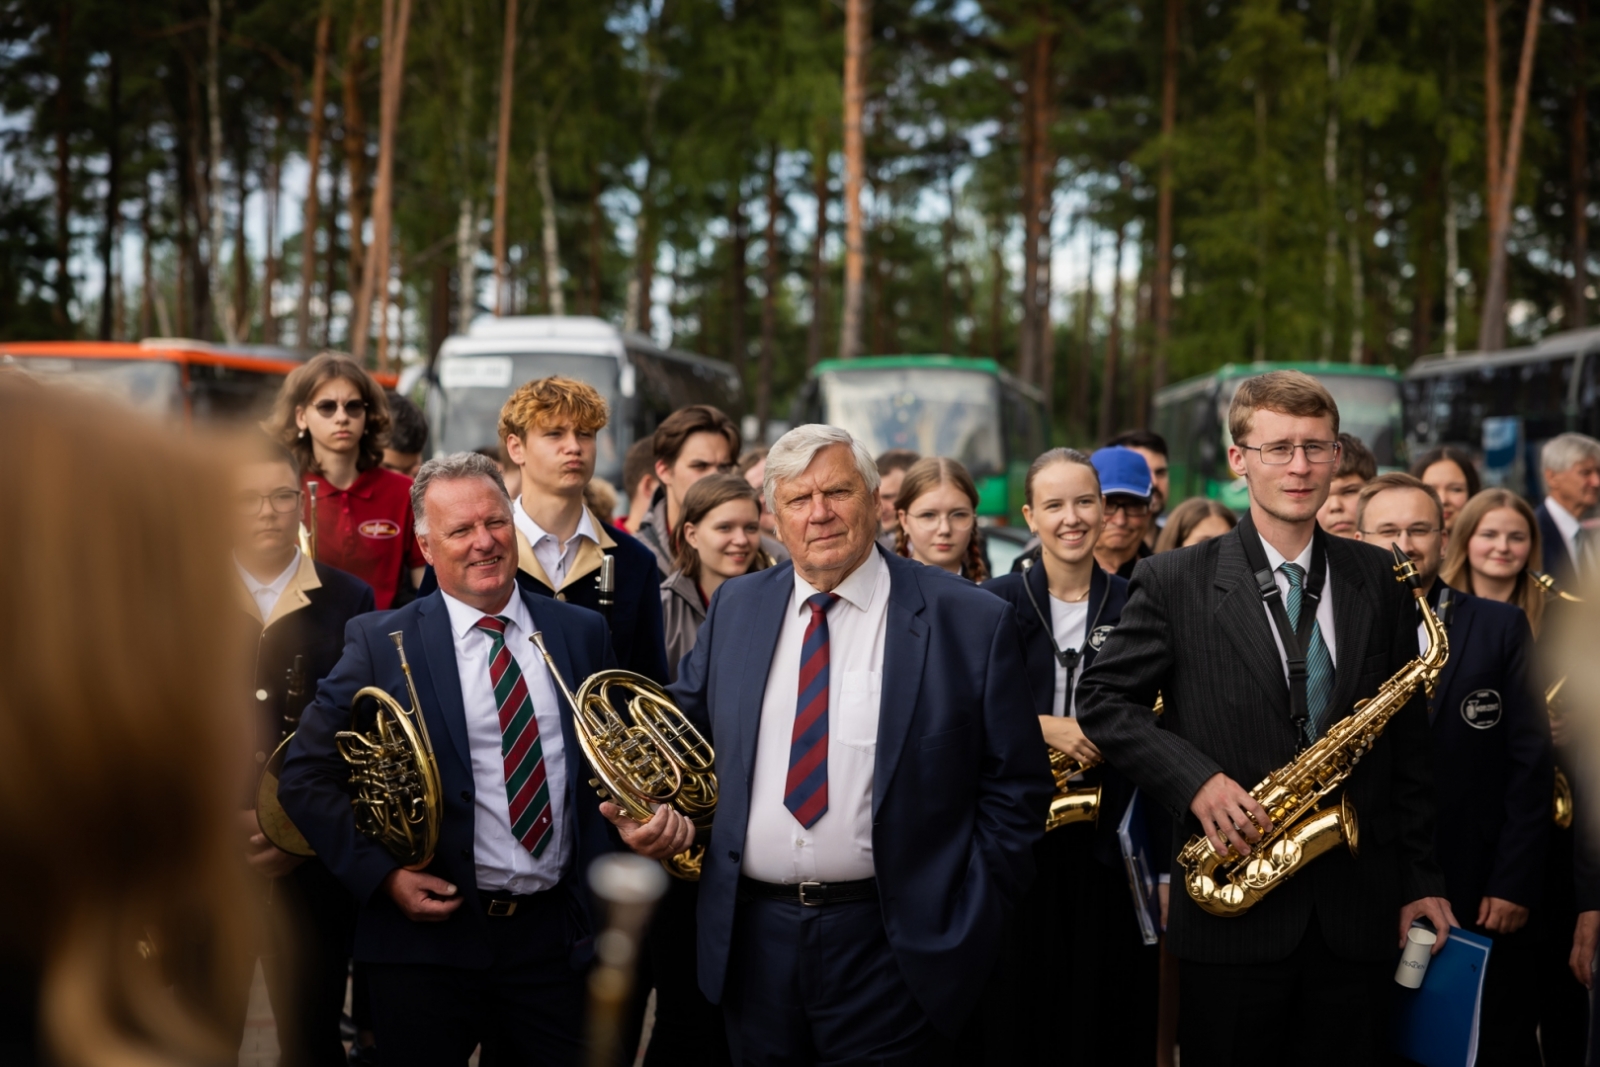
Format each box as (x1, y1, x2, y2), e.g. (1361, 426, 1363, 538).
(1440, 488, 1546, 638)
(265, 353, 425, 609)
(894, 456, 989, 582)
(1154, 497, 1238, 553)
(1412, 445, 1482, 537)
(0, 374, 255, 1066)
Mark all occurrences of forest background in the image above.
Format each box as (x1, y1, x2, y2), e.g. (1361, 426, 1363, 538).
(0, 0, 1587, 442)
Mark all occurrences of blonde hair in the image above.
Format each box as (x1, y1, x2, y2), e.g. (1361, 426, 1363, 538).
(498, 375, 610, 443)
(1227, 370, 1340, 444)
(0, 377, 255, 1066)
(893, 456, 989, 583)
(1441, 488, 1546, 637)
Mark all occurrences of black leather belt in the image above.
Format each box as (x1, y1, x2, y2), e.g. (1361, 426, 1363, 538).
(738, 875, 878, 907)
(478, 889, 556, 918)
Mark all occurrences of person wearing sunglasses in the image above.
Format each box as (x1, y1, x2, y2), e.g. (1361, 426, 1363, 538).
(229, 434, 374, 1065)
(267, 353, 426, 609)
(1090, 446, 1155, 581)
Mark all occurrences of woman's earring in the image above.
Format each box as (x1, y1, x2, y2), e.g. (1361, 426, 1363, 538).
(299, 428, 308, 440)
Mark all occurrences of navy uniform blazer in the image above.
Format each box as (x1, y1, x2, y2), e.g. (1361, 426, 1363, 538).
(982, 562, 1145, 868)
(1536, 501, 1577, 588)
(1427, 584, 1552, 920)
(668, 547, 1052, 1034)
(278, 587, 619, 969)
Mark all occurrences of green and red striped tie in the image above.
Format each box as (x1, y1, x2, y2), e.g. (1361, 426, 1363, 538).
(474, 615, 554, 857)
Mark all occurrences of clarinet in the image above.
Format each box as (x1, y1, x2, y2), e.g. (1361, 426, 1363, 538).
(596, 554, 616, 616)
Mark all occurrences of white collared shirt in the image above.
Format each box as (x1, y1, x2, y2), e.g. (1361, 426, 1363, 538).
(237, 549, 302, 622)
(440, 588, 570, 894)
(1259, 536, 1338, 676)
(514, 499, 599, 589)
(1544, 496, 1584, 570)
(742, 549, 890, 883)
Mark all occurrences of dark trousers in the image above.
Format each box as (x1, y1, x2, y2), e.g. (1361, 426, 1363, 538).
(722, 890, 940, 1067)
(1177, 914, 1392, 1067)
(1473, 922, 1541, 1067)
(261, 860, 357, 1067)
(967, 825, 1159, 1064)
(642, 877, 730, 1067)
(366, 887, 587, 1067)
(1540, 824, 1590, 1066)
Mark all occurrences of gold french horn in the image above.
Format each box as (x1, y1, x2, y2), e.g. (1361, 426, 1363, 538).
(529, 631, 716, 880)
(1531, 571, 1583, 829)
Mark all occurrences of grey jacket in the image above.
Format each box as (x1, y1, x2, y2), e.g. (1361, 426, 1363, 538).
(659, 569, 707, 683)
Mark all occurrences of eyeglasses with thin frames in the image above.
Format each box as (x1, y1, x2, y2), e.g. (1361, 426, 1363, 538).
(236, 489, 303, 516)
(1360, 525, 1441, 541)
(1240, 440, 1341, 465)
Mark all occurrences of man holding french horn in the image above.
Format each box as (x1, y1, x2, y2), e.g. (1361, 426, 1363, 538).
(1076, 371, 1457, 1065)
(277, 451, 623, 1067)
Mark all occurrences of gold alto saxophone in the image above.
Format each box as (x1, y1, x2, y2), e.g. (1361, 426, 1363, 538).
(257, 632, 444, 870)
(530, 632, 717, 880)
(1046, 695, 1164, 831)
(1178, 546, 1449, 917)
(1531, 570, 1582, 829)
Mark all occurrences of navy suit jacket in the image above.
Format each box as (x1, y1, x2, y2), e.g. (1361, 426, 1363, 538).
(1428, 585, 1552, 919)
(278, 587, 618, 969)
(982, 563, 1146, 868)
(669, 547, 1052, 1034)
(1536, 502, 1576, 588)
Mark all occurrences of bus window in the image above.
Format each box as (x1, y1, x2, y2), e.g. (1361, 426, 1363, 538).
(818, 366, 1004, 478)
(2, 355, 183, 421)
(1219, 373, 1402, 466)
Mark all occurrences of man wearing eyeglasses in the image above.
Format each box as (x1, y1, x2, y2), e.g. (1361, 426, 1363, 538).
(1356, 472, 1551, 1061)
(1090, 446, 1154, 580)
(1077, 370, 1455, 1063)
(230, 435, 375, 1066)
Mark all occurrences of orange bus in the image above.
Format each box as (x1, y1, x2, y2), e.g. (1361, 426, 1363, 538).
(0, 339, 398, 424)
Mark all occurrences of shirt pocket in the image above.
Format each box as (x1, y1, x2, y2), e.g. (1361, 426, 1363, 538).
(834, 670, 882, 752)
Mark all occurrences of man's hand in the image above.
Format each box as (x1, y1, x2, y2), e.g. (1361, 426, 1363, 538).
(602, 802, 695, 861)
(1189, 773, 1273, 856)
(1399, 897, 1459, 956)
(1477, 896, 1530, 935)
(239, 809, 306, 879)
(1571, 911, 1599, 987)
(1039, 716, 1102, 765)
(384, 868, 461, 922)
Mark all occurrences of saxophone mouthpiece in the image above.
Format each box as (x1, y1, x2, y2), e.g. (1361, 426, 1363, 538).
(1390, 544, 1422, 592)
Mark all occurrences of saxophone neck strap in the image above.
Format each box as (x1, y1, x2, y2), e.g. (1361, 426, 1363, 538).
(1236, 512, 1328, 742)
(1019, 560, 1109, 714)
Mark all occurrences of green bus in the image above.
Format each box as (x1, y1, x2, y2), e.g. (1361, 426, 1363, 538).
(793, 355, 1049, 521)
(1151, 362, 1405, 510)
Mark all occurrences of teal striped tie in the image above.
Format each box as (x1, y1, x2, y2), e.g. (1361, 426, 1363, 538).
(1281, 562, 1335, 741)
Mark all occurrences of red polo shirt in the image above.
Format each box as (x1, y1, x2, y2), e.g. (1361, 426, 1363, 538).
(302, 466, 425, 609)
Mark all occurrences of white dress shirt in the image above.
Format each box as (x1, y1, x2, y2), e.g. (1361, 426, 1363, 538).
(1048, 595, 1091, 718)
(515, 498, 599, 589)
(440, 588, 570, 894)
(743, 549, 890, 883)
(1544, 496, 1584, 571)
(1259, 536, 1338, 677)
(237, 549, 301, 622)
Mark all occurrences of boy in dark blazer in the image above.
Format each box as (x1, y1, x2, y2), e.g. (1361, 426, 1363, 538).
(1357, 473, 1551, 1063)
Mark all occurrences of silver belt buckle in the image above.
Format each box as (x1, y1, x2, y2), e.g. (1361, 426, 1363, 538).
(797, 880, 824, 907)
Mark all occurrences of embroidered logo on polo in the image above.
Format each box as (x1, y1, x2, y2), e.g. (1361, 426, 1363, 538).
(1461, 689, 1503, 729)
(358, 520, 401, 539)
(1088, 625, 1115, 651)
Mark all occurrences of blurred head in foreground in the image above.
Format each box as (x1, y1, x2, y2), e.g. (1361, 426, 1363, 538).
(0, 373, 253, 1065)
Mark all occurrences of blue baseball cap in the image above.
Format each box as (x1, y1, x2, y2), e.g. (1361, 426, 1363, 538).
(1091, 446, 1153, 500)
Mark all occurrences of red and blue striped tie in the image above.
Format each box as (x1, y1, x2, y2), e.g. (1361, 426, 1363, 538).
(785, 592, 839, 828)
(474, 615, 554, 857)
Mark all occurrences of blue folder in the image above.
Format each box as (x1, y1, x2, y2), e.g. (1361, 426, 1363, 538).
(1390, 927, 1491, 1067)
(1116, 789, 1162, 946)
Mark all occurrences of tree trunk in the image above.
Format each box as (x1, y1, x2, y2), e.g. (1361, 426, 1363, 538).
(139, 181, 154, 339)
(1445, 190, 1460, 355)
(1485, 0, 1503, 227)
(263, 106, 281, 344)
(839, 0, 869, 359)
(492, 0, 518, 316)
(1019, 18, 1054, 386)
(353, 0, 414, 369)
(1571, 0, 1589, 329)
(98, 47, 121, 340)
(988, 229, 1004, 362)
(727, 188, 748, 391)
(625, 155, 655, 333)
(323, 135, 343, 347)
(1348, 221, 1364, 363)
(429, 259, 451, 361)
(343, 16, 369, 325)
(806, 135, 829, 366)
(1070, 228, 1097, 440)
(939, 169, 955, 355)
(1413, 159, 1438, 356)
(457, 197, 478, 340)
(232, 148, 249, 339)
(1253, 81, 1268, 362)
(208, 0, 234, 342)
(1098, 219, 1126, 442)
(52, 3, 73, 327)
(297, 2, 332, 351)
(535, 122, 565, 315)
(1480, 0, 1544, 351)
(1152, 0, 1178, 395)
(587, 166, 602, 315)
(757, 148, 781, 437)
(1321, 16, 1340, 362)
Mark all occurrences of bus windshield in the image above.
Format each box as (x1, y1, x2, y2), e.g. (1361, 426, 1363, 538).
(3, 356, 182, 420)
(432, 351, 622, 474)
(1221, 373, 1402, 466)
(818, 367, 1004, 477)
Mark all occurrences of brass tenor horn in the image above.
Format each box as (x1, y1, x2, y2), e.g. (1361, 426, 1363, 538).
(530, 632, 716, 880)
(1531, 572, 1583, 828)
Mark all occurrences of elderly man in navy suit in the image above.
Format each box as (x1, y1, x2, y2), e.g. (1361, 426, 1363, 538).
(614, 424, 1052, 1065)
(1535, 433, 1600, 586)
(1357, 472, 1552, 1062)
(279, 452, 618, 1067)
